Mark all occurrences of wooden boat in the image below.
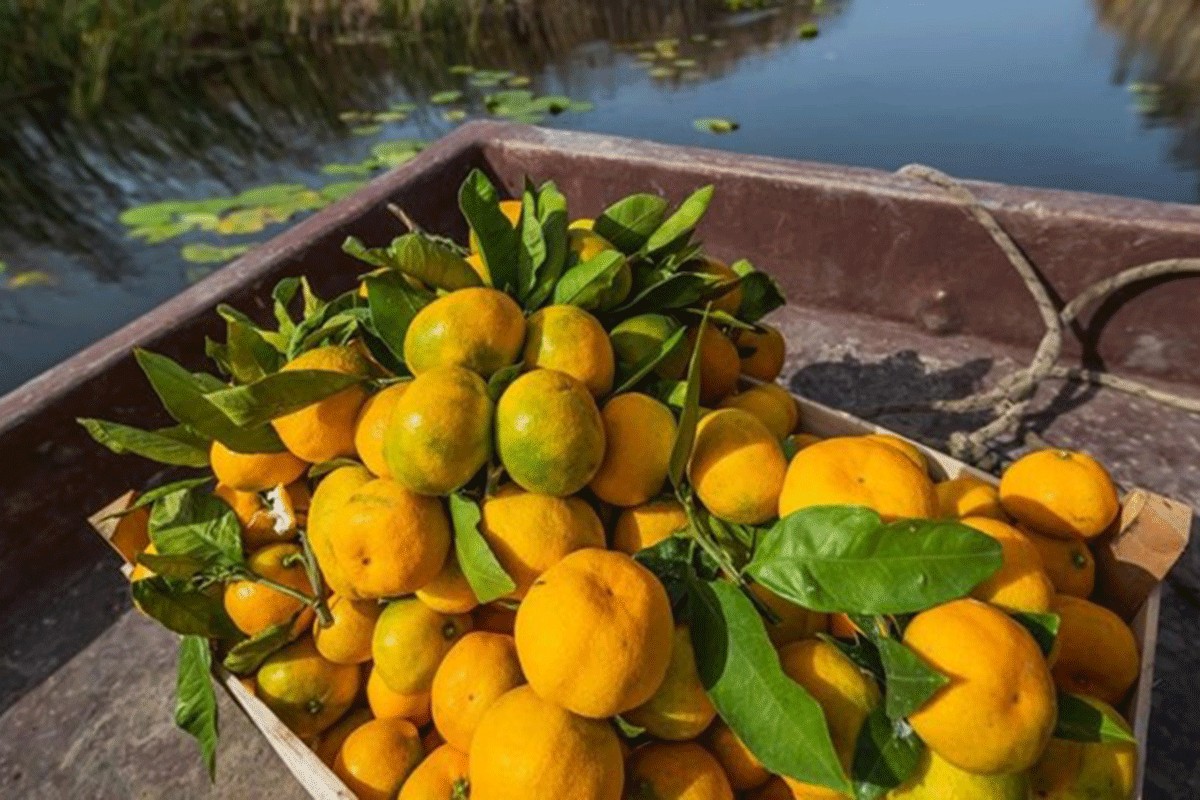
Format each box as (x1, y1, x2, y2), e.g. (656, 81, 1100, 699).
(2, 121, 1197, 797)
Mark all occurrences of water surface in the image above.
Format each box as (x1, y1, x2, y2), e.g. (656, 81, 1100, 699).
(0, 0, 1195, 393)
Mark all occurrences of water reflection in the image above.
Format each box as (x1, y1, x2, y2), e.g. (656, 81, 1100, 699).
(1095, 0, 1200, 181)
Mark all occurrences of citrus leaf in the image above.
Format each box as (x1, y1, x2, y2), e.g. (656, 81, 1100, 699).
(136, 551, 209, 581)
(875, 637, 947, 721)
(613, 324, 688, 394)
(851, 707, 923, 800)
(1054, 693, 1136, 744)
(551, 249, 625, 309)
(524, 181, 569, 310)
(487, 364, 523, 403)
(747, 507, 1004, 614)
(392, 233, 483, 290)
(217, 312, 283, 385)
(449, 493, 516, 604)
(175, 636, 220, 781)
(730, 258, 786, 322)
(617, 271, 723, 314)
(594, 193, 669, 254)
(633, 534, 698, 610)
(667, 309, 707, 490)
(97, 478, 214, 522)
(689, 579, 849, 793)
(364, 271, 434, 364)
(133, 578, 240, 640)
(149, 486, 243, 568)
(1011, 612, 1060, 658)
(645, 185, 714, 254)
(203, 370, 364, 428)
(77, 419, 211, 467)
(459, 170, 521, 293)
(222, 615, 298, 675)
(515, 184, 546, 302)
(134, 349, 285, 454)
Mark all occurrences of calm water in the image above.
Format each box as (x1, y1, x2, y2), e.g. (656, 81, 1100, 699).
(0, 0, 1195, 394)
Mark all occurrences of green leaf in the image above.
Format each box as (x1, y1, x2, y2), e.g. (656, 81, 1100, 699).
(364, 271, 434, 363)
(515, 185, 546, 302)
(616, 271, 723, 314)
(134, 350, 285, 454)
(524, 181, 569, 309)
(693, 117, 740, 134)
(730, 259, 786, 322)
(798, 22, 820, 39)
(689, 580, 849, 793)
(633, 534, 698, 610)
(6, 270, 58, 289)
(98, 478, 214, 522)
(875, 637, 947, 721)
(645, 185, 714, 254)
(487, 364, 523, 403)
(459, 170, 521, 293)
(175, 636, 220, 781)
(222, 615, 298, 675)
(149, 487, 243, 568)
(747, 506, 1004, 614)
(133, 578, 240, 640)
(431, 90, 464, 104)
(667, 310, 707, 490)
(551, 250, 626, 309)
(613, 324, 688, 394)
(202, 370, 362, 429)
(235, 183, 306, 206)
(217, 311, 283, 384)
(1053, 693, 1136, 744)
(851, 706, 924, 800)
(77, 419, 210, 467)
(594, 194, 669, 255)
(390, 233, 483, 290)
(1011, 612, 1060, 658)
(450, 494, 517, 604)
(136, 551, 209, 581)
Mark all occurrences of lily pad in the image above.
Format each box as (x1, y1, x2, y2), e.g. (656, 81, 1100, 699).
(372, 110, 408, 123)
(636, 51, 659, 62)
(798, 22, 820, 38)
(180, 243, 252, 264)
(320, 181, 368, 202)
(6, 270, 56, 289)
(351, 124, 384, 136)
(693, 117, 740, 134)
(443, 109, 468, 122)
(216, 208, 273, 235)
(648, 67, 677, 79)
(674, 58, 698, 68)
(390, 101, 418, 113)
(321, 160, 379, 177)
(448, 64, 475, 75)
(506, 76, 532, 88)
(371, 139, 426, 167)
(235, 184, 307, 206)
(431, 90, 464, 105)
(338, 111, 373, 123)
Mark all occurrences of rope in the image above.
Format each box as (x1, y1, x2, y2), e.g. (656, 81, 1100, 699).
(890, 164, 1200, 469)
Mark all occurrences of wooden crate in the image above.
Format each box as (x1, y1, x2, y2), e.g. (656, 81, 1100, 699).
(89, 390, 1191, 800)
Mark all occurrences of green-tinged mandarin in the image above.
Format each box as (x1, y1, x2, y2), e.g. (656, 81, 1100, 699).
(495, 368, 606, 496)
(384, 366, 493, 495)
(589, 392, 676, 507)
(523, 305, 615, 398)
(256, 638, 361, 739)
(610, 313, 688, 379)
(372, 597, 473, 695)
(403, 287, 526, 377)
(886, 749, 1030, 799)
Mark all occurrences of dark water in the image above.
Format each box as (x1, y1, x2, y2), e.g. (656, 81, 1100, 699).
(0, 0, 1195, 394)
